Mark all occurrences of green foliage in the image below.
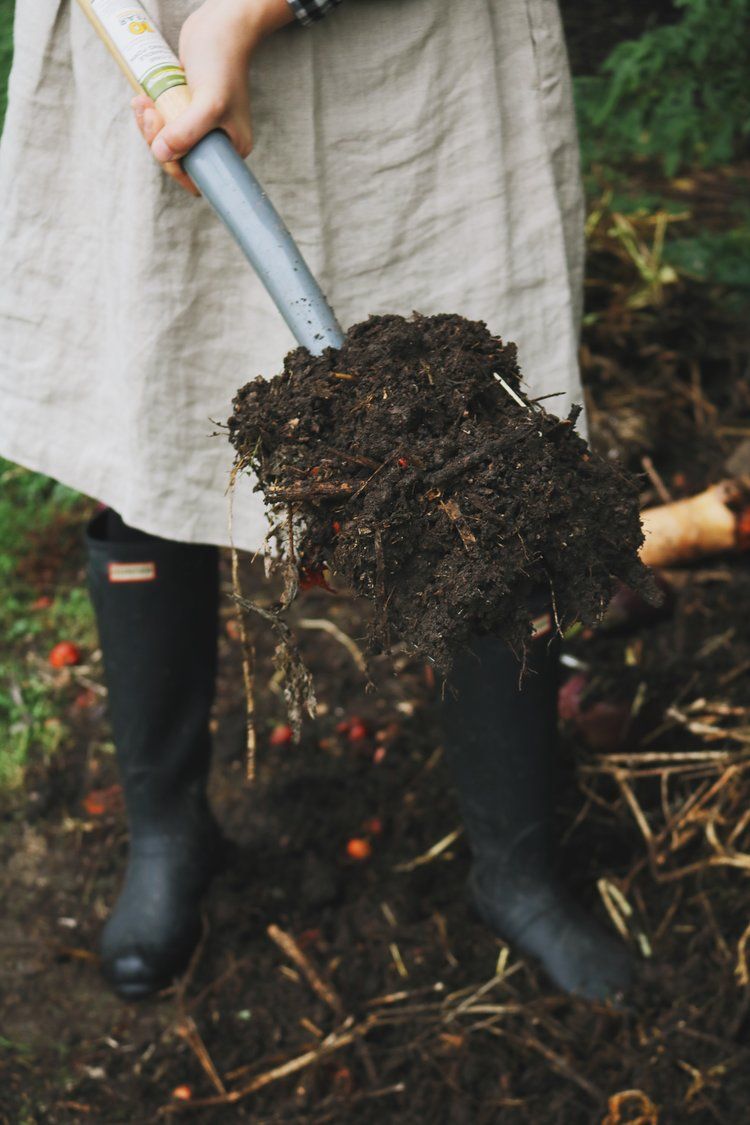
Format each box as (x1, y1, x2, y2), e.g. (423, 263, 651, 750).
(0, 1, 12, 130)
(0, 460, 92, 791)
(575, 0, 750, 174)
(664, 226, 750, 291)
(0, 459, 81, 583)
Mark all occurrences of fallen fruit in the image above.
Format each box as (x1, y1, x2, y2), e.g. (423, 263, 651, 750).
(82, 785, 123, 817)
(32, 595, 53, 610)
(599, 576, 672, 633)
(331, 1065, 353, 1095)
(297, 927, 322, 948)
(49, 641, 82, 668)
(171, 1085, 192, 1101)
(347, 721, 368, 742)
(558, 674, 630, 752)
(299, 564, 335, 592)
(269, 724, 294, 746)
(362, 816, 384, 835)
(73, 689, 98, 711)
(346, 837, 372, 860)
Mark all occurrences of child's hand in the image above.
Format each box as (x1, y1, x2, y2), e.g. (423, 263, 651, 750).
(131, 0, 294, 194)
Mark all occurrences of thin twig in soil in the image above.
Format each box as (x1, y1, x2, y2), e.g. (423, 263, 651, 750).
(393, 827, 463, 873)
(297, 618, 367, 673)
(175, 1015, 227, 1098)
(488, 1028, 604, 1102)
(267, 924, 345, 1019)
(266, 481, 353, 502)
(641, 454, 673, 503)
(443, 967, 522, 1021)
(228, 462, 258, 782)
(267, 924, 378, 1084)
(159, 1019, 375, 1110)
(493, 372, 531, 411)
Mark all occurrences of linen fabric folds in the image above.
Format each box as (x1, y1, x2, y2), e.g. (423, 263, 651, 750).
(0, 0, 585, 552)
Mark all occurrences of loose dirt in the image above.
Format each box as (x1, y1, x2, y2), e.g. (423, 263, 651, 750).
(229, 314, 656, 671)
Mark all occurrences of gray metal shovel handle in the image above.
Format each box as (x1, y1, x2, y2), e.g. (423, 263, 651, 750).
(183, 131, 345, 357)
(74, 2, 341, 355)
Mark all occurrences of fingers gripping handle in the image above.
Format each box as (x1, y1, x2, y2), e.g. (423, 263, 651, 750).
(76, 0, 344, 356)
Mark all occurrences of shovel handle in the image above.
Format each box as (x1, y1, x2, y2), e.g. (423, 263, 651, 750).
(75, 0, 344, 356)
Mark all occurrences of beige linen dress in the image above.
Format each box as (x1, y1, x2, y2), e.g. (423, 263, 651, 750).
(0, 0, 585, 551)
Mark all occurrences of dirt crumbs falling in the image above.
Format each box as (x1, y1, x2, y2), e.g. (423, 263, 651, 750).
(229, 313, 658, 669)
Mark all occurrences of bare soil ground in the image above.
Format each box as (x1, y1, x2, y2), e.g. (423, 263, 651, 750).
(2, 232, 750, 1121)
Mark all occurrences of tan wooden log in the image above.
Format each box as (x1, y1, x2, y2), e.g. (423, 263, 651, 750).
(640, 478, 750, 568)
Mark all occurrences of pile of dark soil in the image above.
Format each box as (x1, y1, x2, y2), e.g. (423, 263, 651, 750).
(229, 314, 656, 670)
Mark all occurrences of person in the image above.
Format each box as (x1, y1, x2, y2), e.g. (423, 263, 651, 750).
(0, 0, 632, 1001)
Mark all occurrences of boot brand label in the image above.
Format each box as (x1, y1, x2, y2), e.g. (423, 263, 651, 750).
(531, 611, 553, 638)
(108, 561, 157, 583)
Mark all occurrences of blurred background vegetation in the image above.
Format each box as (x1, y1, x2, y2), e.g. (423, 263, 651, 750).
(0, 0, 748, 791)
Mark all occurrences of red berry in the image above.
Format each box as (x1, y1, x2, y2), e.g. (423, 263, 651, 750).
(346, 837, 372, 860)
(347, 721, 368, 742)
(299, 565, 334, 592)
(82, 785, 122, 817)
(73, 689, 97, 711)
(269, 724, 293, 746)
(738, 506, 750, 550)
(397, 457, 409, 468)
(49, 641, 81, 668)
(32, 595, 53, 610)
(171, 1085, 192, 1101)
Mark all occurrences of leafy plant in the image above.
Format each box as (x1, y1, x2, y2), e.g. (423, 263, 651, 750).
(575, 0, 750, 174)
(0, 1, 12, 130)
(664, 226, 750, 291)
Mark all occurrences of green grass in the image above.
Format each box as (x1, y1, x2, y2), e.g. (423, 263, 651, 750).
(0, 461, 94, 790)
(0, 1, 12, 129)
(0, 8, 97, 792)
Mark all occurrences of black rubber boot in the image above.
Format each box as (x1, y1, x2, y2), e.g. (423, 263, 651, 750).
(86, 510, 225, 1000)
(442, 624, 633, 1001)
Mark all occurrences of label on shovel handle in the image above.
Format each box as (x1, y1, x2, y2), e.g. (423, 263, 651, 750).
(91, 1, 186, 99)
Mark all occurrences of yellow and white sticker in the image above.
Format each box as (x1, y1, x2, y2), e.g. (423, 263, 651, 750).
(91, 0, 186, 99)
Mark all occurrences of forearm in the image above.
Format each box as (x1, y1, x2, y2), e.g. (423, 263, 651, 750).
(215, 0, 343, 56)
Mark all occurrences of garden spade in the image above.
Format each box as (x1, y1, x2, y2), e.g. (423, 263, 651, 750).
(76, 0, 345, 356)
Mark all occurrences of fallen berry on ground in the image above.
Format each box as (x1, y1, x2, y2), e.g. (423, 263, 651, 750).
(269, 724, 294, 746)
(346, 837, 372, 860)
(49, 641, 82, 668)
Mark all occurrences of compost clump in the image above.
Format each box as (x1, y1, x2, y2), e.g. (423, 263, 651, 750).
(229, 313, 656, 670)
